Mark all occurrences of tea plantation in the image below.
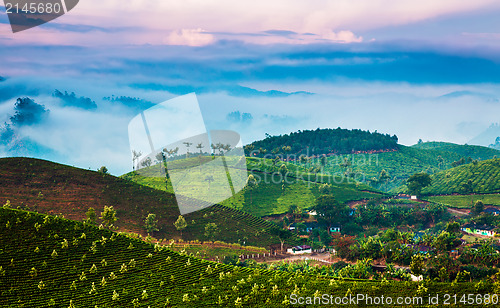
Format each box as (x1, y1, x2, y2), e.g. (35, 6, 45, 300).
(0, 207, 491, 307)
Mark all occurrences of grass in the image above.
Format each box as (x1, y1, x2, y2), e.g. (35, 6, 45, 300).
(423, 194, 500, 209)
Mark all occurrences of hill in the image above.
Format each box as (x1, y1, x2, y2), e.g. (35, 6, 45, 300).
(0, 207, 479, 307)
(246, 130, 500, 192)
(122, 156, 383, 217)
(286, 140, 498, 193)
(247, 127, 399, 157)
(421, 158, 500, 195)
(412, 141, 500, 161)
(0, 207, 292, 307)
(0, 157, 291, 247)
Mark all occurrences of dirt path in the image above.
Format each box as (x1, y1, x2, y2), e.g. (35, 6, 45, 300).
(447, 207, 469, 216)
(274, 252, 333, 263)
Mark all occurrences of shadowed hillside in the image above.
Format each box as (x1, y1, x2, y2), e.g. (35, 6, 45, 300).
(0, 157, 291, 247)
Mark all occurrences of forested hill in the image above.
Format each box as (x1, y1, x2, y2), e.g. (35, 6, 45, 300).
(246, 128, 398, 157)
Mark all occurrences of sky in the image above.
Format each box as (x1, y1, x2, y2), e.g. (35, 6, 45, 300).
(1, 1, 500, 175)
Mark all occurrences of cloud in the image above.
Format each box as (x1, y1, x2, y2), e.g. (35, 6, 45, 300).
(130, 83, 313, 98)
(320, 30, 363, 43)
(263, 30, 298, 37)
(164, 28, 215, 46)
(2, 0, 499, 46)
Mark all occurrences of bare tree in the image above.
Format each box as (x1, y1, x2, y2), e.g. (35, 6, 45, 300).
(132, 150, 142, 170)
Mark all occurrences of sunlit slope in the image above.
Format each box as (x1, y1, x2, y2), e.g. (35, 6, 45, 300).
(422, 158, 500, 195)
(122, 156, 383, 217)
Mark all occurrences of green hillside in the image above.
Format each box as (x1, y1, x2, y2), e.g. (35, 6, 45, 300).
(422, 158, 500, 195)
(424, 194, 500, 209)
(122, 156, 383, 217)
(315, 145, 457, 192)
(412, 141, 500, 160)
(247, 130, 500, 193)
(0, 157, 291, 247)
(0, 207, 292, 307)
(312, 142, 498, 192)
(247, 127, 399, 156)
(0, 207, 482, 307)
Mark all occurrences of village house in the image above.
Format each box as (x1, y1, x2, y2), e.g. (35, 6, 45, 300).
(287, 245, 312, 254)
(484, 207, 500, 216)
(461, 223, 496, 237)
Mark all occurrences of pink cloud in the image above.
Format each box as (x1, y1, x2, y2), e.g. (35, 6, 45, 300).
(164, 28, 215, 46)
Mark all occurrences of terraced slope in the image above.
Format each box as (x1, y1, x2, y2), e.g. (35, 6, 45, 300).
(0, 157, 289, 247)
(422, 158, 500, 195)
(122, 156, 382, 217)
(412, 142, 500, 160)
(0, 208, 480, 307)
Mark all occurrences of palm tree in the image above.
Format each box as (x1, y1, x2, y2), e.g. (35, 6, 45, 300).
(196, 143, 204, 172)
(246, 174, 258, 204)
(196, 143, 204, 154)
(162, 147, 179, 179)
(183, 142, 193, 158)
(204, 175, 215, 190)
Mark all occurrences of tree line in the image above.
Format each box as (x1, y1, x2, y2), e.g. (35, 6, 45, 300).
(246, 127, 398, 157)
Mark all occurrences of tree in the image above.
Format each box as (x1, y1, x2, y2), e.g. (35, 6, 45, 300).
(144, 213, 159, 235)
(204, 223, 219, 241)
(196, 143, 204, 172)
(183, 142, 193, 158)
(155, 152, 164, 165)
(245, 174, 258, 204)
(271, 227, 292, 252)
(279, 164, 288, 191)
(472, 200, 484, 216)
(85, 207, 96, 224)
(319, 229, 332, 247)
(132, 150, 142, 170)
(100, 206, 117, 227)
(196, 143, 204, 154)
(410, 254, 425, 277)
(98, 166, 108, 174)
(319, 183, 332, 195)
(140, 157, 152, 168)
(204, 175, 215, 190)
(314, 195, 350, 230)
(174, 215, 187, 237)
(288, 204, 299, 222)
(407, 172, 431, 196)
(437, 155, 444, 169)
(461, 179, 475, 205)
(379, 169, 390, 191)
(446, 221, 460, 234)
(320, 155, 327, 170)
